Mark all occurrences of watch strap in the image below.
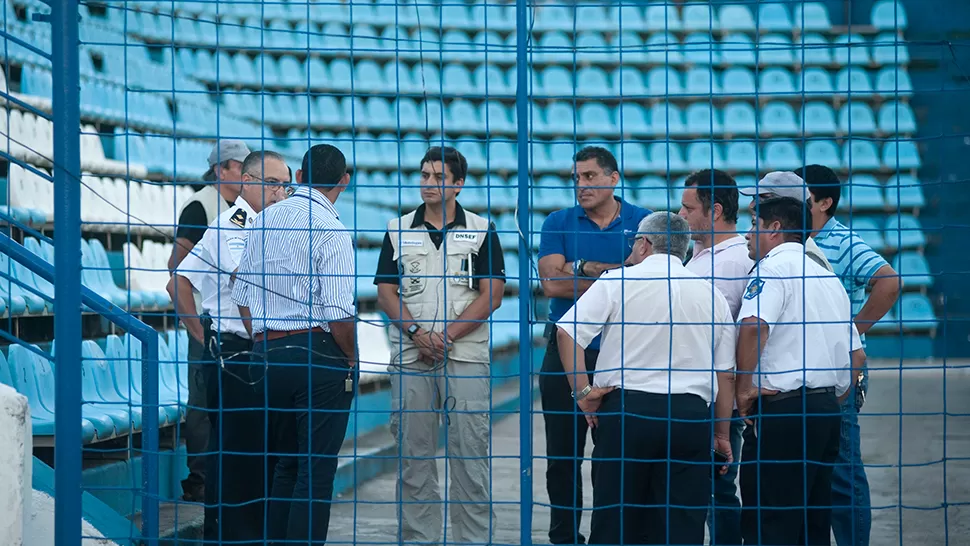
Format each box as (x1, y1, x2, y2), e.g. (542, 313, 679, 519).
(573, 384, 593, 401)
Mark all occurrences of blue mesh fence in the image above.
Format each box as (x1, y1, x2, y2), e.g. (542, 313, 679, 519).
(0, 0, 966, 545)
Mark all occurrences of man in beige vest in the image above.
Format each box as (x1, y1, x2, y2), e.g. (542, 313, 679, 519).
(374, 146, 505, 545)
(168, 139, 249, 506)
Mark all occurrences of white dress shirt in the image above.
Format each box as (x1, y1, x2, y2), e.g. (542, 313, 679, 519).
(176, 196, 256, 339)
(686, 235, 755, 320)
(738, 242, 862, 396)
(231, 186, 356, 335)
(557, 253, 737, 405)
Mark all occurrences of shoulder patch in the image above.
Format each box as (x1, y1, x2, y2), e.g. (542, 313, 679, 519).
(229, 208, 247, 228)
(743, 278, 765, 300)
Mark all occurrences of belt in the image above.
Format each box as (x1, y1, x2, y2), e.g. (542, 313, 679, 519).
(762, 386, 837, 404)
(253, 326, 326, 343)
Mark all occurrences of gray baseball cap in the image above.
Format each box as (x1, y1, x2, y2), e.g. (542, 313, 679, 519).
(738, 171, 809, 202)
(203, 140, 251, 180)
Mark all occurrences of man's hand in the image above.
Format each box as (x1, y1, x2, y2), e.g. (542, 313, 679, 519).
(576, 386, 616, 428)
(737, 385, 779, 425)
(714, 433, 734, 476)
(412, 329, 449, 362)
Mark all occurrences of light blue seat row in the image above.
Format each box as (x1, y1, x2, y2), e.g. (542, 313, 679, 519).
(893, 252, 933, 289)
(843, 175, 926, 210)
(846, 214, 926, 252)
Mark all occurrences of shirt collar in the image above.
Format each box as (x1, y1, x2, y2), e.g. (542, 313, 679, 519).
(766, 242, 806, 258)
(411, 202, 467, 228)
(692, 234, 746, 258)
(576, 196, 629, 225)
(233, 195, 257, 219)
(635, 253, 684, 270)
(817, 216, 841, 237)
(290, 185, 340, 218)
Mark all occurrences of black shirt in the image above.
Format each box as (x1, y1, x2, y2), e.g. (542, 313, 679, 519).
(174, 197, 234, 245)
(374, 203, 506, 287)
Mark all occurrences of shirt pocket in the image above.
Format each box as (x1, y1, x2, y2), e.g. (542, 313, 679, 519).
(445, 240, 479, 289)
(399, 247, 430, 298)
(452, 298, 489, 343)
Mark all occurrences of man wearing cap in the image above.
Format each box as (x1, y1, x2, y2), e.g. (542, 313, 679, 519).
(232, 144, 356, 545)
(168, 139, 250, 505)
(740, 171, 833, 273)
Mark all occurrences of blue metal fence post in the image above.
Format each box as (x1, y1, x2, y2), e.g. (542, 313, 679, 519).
(515, 0, 534, 544)
(51, 1, 82, 546)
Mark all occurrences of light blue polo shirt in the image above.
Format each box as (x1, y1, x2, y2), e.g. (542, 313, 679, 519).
(539, 197, 652, 350)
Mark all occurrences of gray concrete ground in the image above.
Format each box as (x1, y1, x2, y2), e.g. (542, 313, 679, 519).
(328, 360, 970, 545)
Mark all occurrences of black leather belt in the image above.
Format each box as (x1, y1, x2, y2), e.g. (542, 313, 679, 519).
(762, 386, 837, 404)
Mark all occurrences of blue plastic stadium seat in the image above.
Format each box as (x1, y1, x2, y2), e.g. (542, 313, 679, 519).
(534, 3, 574, 31)
(683, 3, 717, 31)
(421, 101, 445, 132)
(613, 67, 647, 97)
(616, 142, 650, 172)
(617, 103, 650, 136)
(445, 100, 478, 133)
(685, 103, 723, 136)
(799, 67, 836, 96)
(536, 31, 572, 64)
(893, 252, 932, 288)
(474, 65, 512, 96)
(842, 140, 882, 170)
(838, 103, 877, 135)
(899, 294, 935, 330)
(532, 175, 573, 211)
(843, 175, 885, 210)
(803, 102, 837, 135)
(875, 67, 913, 97)
(686, 142, 726, 171)
(79, 340, 138, 433)
(644, 32, 684, 65)
(885, 215, 926, 249)
(797, 33, 833, 65)
(763, 141, 802, 170)
(759, 3, 793, 31)
(277, 56, 308, 89)
(683, 33, 719, 65)
(835, 67, 874, 97)
(577, 31, 616, 64)
(761, 102, 799, 135)
(441, 30, 474, 62)
(721, 68, 756, 95)
(536, 103, 574, 136)
(579, 103, 618, 136)
(878, 101, 916, 134)
(685, 67, 721, 95)
(883, 140, 921, 170)
(440, 2, 472, 30)
(383, 61, 417, 94)
(647, 142, 686, 172)
(884, 174, 926, 209)
(872, 32, 910, 65)
(441, 64, 474, 95)
(635, 176, 675, 211)
(646, 67, 683, 96)
(608, 5, 645, 31)
(540, 66, 573, 98)
(644, 2, 682, 31)
(412, 63, 442, 95)
(650, 103, 686, 136)
(392, 98, 419, 131)
(794, 3, 832, 32)
(848, 217, 886, 251)
(613, 31, 646, 63)
(0, 251, 46, 314)
(576, 67, 611, 97)
(718, 5, 755, 31)
(759, 67, 796, 96)
(471, 3, 515, 32)
(85, 239, 151, 309)
(719, 33, 756, 66)
(487, 140, 518, 171)
(871, 0, 907, 31)
(757, 35, 794, 66)
(722, 102, 758, 135)
(110, 335, 180, 426)
(834, 34, 871, 66)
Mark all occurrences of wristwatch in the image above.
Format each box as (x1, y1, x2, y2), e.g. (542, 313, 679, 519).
(406, 324, 421, 339)
(572, 384, 592, 401)
(573, 259, 588, 277)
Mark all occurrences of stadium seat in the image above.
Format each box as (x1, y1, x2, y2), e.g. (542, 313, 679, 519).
(540, 66, 573, 97)
(0, 251, 46, 315)
(445, 100, 479, 133)
(532, 175, 575, 211)
(79, 340, 139, 433)
(577, 31, 616, 64)
(871, 0, 907, 30)
(721, 68, 756, 95)
(718, 5, 755, 32)
(635, 176, 675, 211)
(480, 101, 515, 134)
(474, 64, 512, 96)
(793, 3, 832, 31)
(647, 142, 686, 172)
(471, 3, 515, 32)
(579, 103, 618, 136)
(872, 32, 910, 65)
(759, 67, 796, 96)
(644, 2, 682, 31)
(763, 141, 802, 170)
(643, 32, 683, 65)
(833, 34, 871, 66)
(617, 142, 649, 172)
(802, 102, 837, 135)
(487, 140, 518, 171)
(683, 3, 717, 31)
(885, 215, 926, 249)
(849, 217, 887, 251)
(842, 140, 882, 170)
(761, 102, 799, 135)
(683, 33, 719, 64)
(878, 101, 917, 134)
(799, 67, 836, 96)
(650, 103, 686, 136)
(835, 67, 874, 97)
(875, 67, 913, 96)
(686, 142, 726, 171)
(646, 67, 683, 95)
(758, 34, 794, 65)
(412, 63, 442, 95)
(899, 293, 936, 330)
(883, 140, 921, 170)
(440, 63, 475, 95)
(843, 175, 886, 210)
(613, 67, 647, 97)
(724, 141, 759, 171)
(838, 103, 878, 135)
(796, 33, 833, 65)
(685, 103, 723, 136)
(383, 61, 416, 94)
(893, 252, 933, 288)
(722, 102, 758, 135)
(617, 103, 650, 136)
(685, 67, 721, 95)
(758, 3, 793, 31)
(536, 31, 573, 64)
(534, 3, 574, 31)
(86, 239, 152, 309)
(111, 334, 180, 426)
(576, 67, 611, 97)
(885, 174, 926, 209)
(537, 103, 575, 136)
(8, 344, 100, 443)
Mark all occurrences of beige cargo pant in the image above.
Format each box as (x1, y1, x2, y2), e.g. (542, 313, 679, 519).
(390, 359, 495, 545)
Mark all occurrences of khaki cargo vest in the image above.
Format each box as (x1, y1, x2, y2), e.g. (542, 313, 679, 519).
(387, 209, 491, 365)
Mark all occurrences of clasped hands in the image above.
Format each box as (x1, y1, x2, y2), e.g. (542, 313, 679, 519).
(412, 327, 453, 362)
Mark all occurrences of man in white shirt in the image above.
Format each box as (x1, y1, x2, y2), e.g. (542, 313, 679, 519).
(680, 169, 754, 546)
(556, 212, 737, 545)
(736, 197, 866, 546)
(167, 150, 288, 544)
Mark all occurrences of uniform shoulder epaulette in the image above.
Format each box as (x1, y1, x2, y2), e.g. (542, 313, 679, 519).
(229, 208, 247, 228)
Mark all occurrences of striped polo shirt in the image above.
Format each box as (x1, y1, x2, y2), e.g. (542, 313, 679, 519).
(813, 216, 889, 344)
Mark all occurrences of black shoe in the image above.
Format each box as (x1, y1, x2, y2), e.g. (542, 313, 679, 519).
(181, 480, 205, 503)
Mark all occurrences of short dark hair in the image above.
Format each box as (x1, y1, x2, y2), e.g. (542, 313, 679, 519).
(420, 146, 468, 182)
(202, 159, 235, 182)
(684, 169, 740, 224)
(301, 144, 348, 187)
(574, 146, 618, 175)
(755, 196, 812, 244)
(796, 164, 842, 217)
(241, 150, 288, 179)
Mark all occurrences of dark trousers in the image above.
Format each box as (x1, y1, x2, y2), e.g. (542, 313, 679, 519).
(709, 411, 744, 545)
(589, 390, 711, 546)
(183, 336, 209, 494)
(539, 330, 599, 544)
(260, 330, 355, 546)
(740, 389, 841, 546)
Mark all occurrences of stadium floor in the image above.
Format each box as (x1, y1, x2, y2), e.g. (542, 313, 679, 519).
(329, 361, 970, 545)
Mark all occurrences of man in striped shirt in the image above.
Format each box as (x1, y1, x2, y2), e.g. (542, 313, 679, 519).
(231, 144, 356, 545)
(802, 164, 901, 546)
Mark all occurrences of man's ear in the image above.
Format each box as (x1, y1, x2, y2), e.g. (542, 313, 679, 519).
(712, 202, 723, 222)
(819, 197, 834, 215)
(295, 169, 304, 184)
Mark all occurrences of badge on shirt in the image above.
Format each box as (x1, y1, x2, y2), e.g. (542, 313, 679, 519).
(401, 239, 423, 247)
(452, 232, 477, 243)
(229, 208, 247, 228)
(744, 278, 765, 300)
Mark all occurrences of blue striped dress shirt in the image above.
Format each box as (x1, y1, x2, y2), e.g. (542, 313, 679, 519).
(231, 186, 356, 334)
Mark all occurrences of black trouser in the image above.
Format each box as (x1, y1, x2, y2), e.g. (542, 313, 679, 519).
(740, 388, 841, 546)
(589, 389, 711, 546)
(182, 334, 209, 494)
(259, 330, 355, 546)
(539, 327, 600, 545)
(201, 329, 269, 546)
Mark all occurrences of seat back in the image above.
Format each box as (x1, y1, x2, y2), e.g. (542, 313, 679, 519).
(8, 344, 55, 418)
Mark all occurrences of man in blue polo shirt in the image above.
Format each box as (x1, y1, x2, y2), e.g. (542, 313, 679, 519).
(537, 146, 651, 545)
(801, 164, 900, 546)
